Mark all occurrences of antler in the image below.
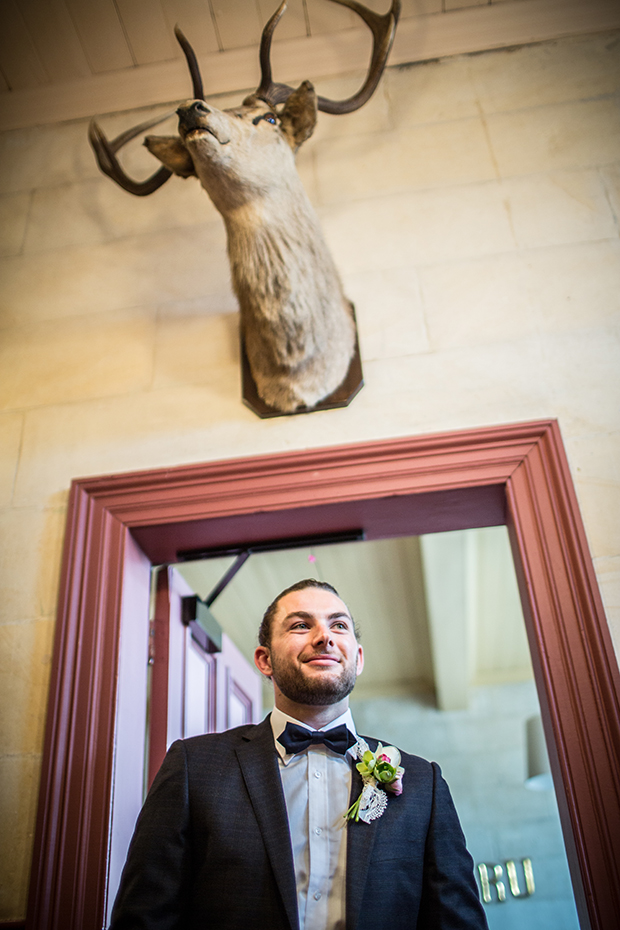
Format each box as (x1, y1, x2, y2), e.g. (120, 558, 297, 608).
(90, 0, 400, 195)
(89, 110, 175, 196)
(88, 23, 203, 197)
(174, 25, 205, 101)
(256, 0, 401, 113)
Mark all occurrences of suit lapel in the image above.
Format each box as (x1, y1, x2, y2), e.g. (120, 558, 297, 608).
(345, 738, 380, 930)
(236, 718, 299, 930)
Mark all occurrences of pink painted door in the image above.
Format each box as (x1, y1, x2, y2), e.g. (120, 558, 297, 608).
(149, 567, 262, 784)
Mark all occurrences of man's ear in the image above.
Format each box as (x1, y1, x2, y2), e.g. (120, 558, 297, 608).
(279, 81, 318, 152)
(254, 646, 273, 678)
(356, 645, 364, 677)
(144, 135, 196, 177)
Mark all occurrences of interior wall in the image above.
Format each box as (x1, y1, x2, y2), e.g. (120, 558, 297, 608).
(0, 29, 618, 920)
(351, 681, 580, 930)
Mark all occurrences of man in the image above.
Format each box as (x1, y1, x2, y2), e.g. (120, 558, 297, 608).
(109, 579, 488, 930)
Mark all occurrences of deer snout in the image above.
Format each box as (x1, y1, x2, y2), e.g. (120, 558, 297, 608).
(177, 101, 211, 130)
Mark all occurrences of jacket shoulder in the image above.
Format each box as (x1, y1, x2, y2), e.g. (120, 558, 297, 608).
(183, 722, 261, 746)
(178, 717, 272, 757)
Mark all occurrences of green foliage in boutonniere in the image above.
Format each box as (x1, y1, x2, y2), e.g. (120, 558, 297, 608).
(345, 742, 404, 823)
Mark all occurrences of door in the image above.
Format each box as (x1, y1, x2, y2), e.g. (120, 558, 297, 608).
(148, 566, 262, 786)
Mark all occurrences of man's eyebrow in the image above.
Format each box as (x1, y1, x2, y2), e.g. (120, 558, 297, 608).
(283, 610, 351, 622)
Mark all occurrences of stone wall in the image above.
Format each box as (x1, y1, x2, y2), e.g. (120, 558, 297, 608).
(0, 30, 618, 919)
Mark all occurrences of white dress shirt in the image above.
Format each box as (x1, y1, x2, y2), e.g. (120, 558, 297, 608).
(270, 707, 358, 930)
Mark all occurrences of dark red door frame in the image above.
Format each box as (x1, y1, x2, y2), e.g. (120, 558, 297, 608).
(26, 420, 620, 930)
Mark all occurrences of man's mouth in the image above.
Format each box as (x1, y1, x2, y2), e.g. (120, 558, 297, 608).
(303, 655, 340, 666)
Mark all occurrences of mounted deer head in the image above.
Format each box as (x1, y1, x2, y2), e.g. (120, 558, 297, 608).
(89, 0, 401, 414)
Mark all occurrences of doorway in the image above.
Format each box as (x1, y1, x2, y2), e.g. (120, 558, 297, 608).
(174, 525, 580, 928)
(26, 421, 620, 930)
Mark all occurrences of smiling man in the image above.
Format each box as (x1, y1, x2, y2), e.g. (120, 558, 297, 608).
(109, 579, 488, 930)
(255, 580, 363, 712)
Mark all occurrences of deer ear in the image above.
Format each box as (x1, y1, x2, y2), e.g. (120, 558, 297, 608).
(144, 135, 196, 178)
(279, 81, 317, 151)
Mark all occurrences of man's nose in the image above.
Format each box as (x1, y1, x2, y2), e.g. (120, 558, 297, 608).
(312, 623, 334, 646)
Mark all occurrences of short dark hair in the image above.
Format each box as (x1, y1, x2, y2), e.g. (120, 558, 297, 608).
(258, 578, 359, 647)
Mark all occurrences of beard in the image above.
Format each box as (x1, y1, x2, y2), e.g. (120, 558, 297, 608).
(270, 653, 358, 706)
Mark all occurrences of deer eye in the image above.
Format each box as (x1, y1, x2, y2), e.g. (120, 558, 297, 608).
(252, 113, 277, 126)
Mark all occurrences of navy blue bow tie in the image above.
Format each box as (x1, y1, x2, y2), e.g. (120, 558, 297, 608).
(278, 721, 357, 755)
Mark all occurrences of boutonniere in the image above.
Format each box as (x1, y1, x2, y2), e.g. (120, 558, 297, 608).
(345, 740, 404, 823)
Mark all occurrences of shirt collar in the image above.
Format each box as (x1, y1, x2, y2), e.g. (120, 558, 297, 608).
(270, 706, 358, 764)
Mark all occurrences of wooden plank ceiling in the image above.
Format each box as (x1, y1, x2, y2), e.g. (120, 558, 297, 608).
(1, 0, 618, 130)
(0, 0, 409, 94)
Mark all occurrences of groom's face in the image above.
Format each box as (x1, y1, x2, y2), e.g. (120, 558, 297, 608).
(255, 587, 364, 706)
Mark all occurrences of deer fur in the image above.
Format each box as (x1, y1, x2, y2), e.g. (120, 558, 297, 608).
(145, 83, 355, 413)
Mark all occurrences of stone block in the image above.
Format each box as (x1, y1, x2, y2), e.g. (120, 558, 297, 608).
(0, 507, 65, 624)
(386, 56, 479, 128)
(315, 117, 496, 203)
(541, 327, 620, 435)
(594, 555, 620, 607)
(487, 100, 620, 177)
(419, 253, 534, 350)
(522, 240, 620, 333)
(0, 191, 30, 257)
(311, 72, 391, 143)
(565, 430, 620, 484)
(600, 163, 620, 226)
(503, 170, 617, 249)
(0, 617, 54, 754)
(470, 32, 620, 115)
(321, 180, 516, 274)
(0, 752, 41, 919)
(0, 311, 156, 411)
(0, 412, 22, 507)
(12, 385, 258, 506)
(342, 265, 430, 360)
(362, 333, 552, 429)
(0, 222, 229, 326)
(0, 121, 100, 194)
(22, 174, 217, 254)
(153, 310, 239, 389)
(573, 479, 620, 560)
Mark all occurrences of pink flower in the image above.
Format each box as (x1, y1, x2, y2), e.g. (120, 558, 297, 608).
(378, 754, 390, 762)
(385, 774, 403, 796)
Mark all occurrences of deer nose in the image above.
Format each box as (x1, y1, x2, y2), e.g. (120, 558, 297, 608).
(176, 101, 210, 120)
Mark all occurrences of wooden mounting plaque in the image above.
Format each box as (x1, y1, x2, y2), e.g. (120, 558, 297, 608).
(241, 314, 363, 418)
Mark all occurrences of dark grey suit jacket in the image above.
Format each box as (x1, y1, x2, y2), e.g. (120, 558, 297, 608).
(109, 717, 488, 930)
